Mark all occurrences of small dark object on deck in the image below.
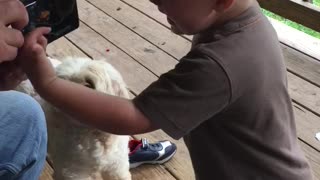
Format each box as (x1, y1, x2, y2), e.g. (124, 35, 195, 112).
(144, 48, 156, 53)
(117, 7, 122, 11)
(161, 42, 166, 45)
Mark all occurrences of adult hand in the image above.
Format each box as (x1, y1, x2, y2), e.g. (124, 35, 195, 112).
(0, 0, 29, 63)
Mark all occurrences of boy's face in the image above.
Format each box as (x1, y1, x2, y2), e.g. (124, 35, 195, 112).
(150, 0, 221, 35)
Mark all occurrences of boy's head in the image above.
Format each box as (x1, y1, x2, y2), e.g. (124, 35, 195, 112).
(150, 0, 254, 35)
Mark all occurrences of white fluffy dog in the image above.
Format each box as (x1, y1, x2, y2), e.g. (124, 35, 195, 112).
(18, 57, 131, 180)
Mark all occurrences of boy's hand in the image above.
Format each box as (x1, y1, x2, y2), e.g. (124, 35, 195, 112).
(18, 27, 56, 91)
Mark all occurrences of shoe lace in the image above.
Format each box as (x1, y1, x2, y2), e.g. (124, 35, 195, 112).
(142, 138, 149, 149)
(142, 138, 162, 150)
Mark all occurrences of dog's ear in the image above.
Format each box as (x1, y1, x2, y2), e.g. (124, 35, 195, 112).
(111, 80, 129, 98)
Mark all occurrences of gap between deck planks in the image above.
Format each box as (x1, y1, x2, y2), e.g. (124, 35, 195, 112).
(41, 0, 320, 179)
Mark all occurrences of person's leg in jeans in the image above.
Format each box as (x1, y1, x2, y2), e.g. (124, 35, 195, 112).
(0, 91, 47, 180)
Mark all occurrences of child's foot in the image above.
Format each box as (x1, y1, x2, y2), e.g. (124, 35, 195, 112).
(129, 138, 177, 169)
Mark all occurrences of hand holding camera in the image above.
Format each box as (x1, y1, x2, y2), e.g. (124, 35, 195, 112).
(21, 0, 79, 43)
(0, 0, 28, 63)
(0, 0, 29, 90)
(0, 0, 78, 90)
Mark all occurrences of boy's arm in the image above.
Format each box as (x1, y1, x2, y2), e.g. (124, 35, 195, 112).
(39, 77, 156, 135)
(18, 28, 156, 135)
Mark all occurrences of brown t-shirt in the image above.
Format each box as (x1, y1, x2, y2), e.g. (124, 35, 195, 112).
(133, 4, 312, 180)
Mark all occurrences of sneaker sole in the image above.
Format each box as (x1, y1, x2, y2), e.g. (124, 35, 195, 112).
(130, 149, 177, 169)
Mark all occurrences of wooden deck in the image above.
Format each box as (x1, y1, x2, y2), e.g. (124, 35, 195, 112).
(40, 0, 320, 179)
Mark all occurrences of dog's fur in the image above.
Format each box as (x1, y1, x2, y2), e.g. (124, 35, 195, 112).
(18, 57, 131, 180)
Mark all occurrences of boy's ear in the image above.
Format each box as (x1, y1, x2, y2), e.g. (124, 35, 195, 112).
(215, 0, 234, 11)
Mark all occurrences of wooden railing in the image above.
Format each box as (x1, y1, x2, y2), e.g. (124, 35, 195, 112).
(258, 0, 320, 32)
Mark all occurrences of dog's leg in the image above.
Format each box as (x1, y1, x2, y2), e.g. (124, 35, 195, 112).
(101, 136, 131, 180)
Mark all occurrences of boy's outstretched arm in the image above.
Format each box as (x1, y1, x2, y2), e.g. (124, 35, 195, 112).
(18, 28, 156, 135)
(42, 78, 156, 135)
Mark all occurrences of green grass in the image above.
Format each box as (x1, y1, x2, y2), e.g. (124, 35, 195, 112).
(262, 0, 320, 39)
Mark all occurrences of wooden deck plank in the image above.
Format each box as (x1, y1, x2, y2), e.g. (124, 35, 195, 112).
(299, 141, 320, 180)
(130, 164, 175, 179)
(47, 38, 88, 59)
(288, 72, 320, 116)
(131, 165, 176, 180)
(120, 0, 166, 23)
(269, 18, 320, 61)
(40, 160, 177, 180)
(86, 0, 190, 59)
(120, 0, 179, 36)
(293, 103, 320, 152)
(66, 23, 157, 94)
(78, 0, 177, 76)
(282, 44, 320, 87)
(40, 162, 53, 180)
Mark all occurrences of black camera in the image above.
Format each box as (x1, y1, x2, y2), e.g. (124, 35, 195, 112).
(21, 0, 79, 43)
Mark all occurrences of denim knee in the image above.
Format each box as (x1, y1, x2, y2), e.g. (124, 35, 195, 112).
(0, 91, 47, 179)
(0, 91, 47, 140)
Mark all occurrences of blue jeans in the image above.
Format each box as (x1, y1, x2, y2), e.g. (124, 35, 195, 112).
(0, 91, 47, 180)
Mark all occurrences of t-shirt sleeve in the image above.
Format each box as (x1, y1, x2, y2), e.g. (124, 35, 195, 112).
(133, 48, 231, 139)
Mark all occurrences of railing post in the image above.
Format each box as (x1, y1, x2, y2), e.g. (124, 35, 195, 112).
(302, 0, 313, 3)
(258, 0, 320, 32)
